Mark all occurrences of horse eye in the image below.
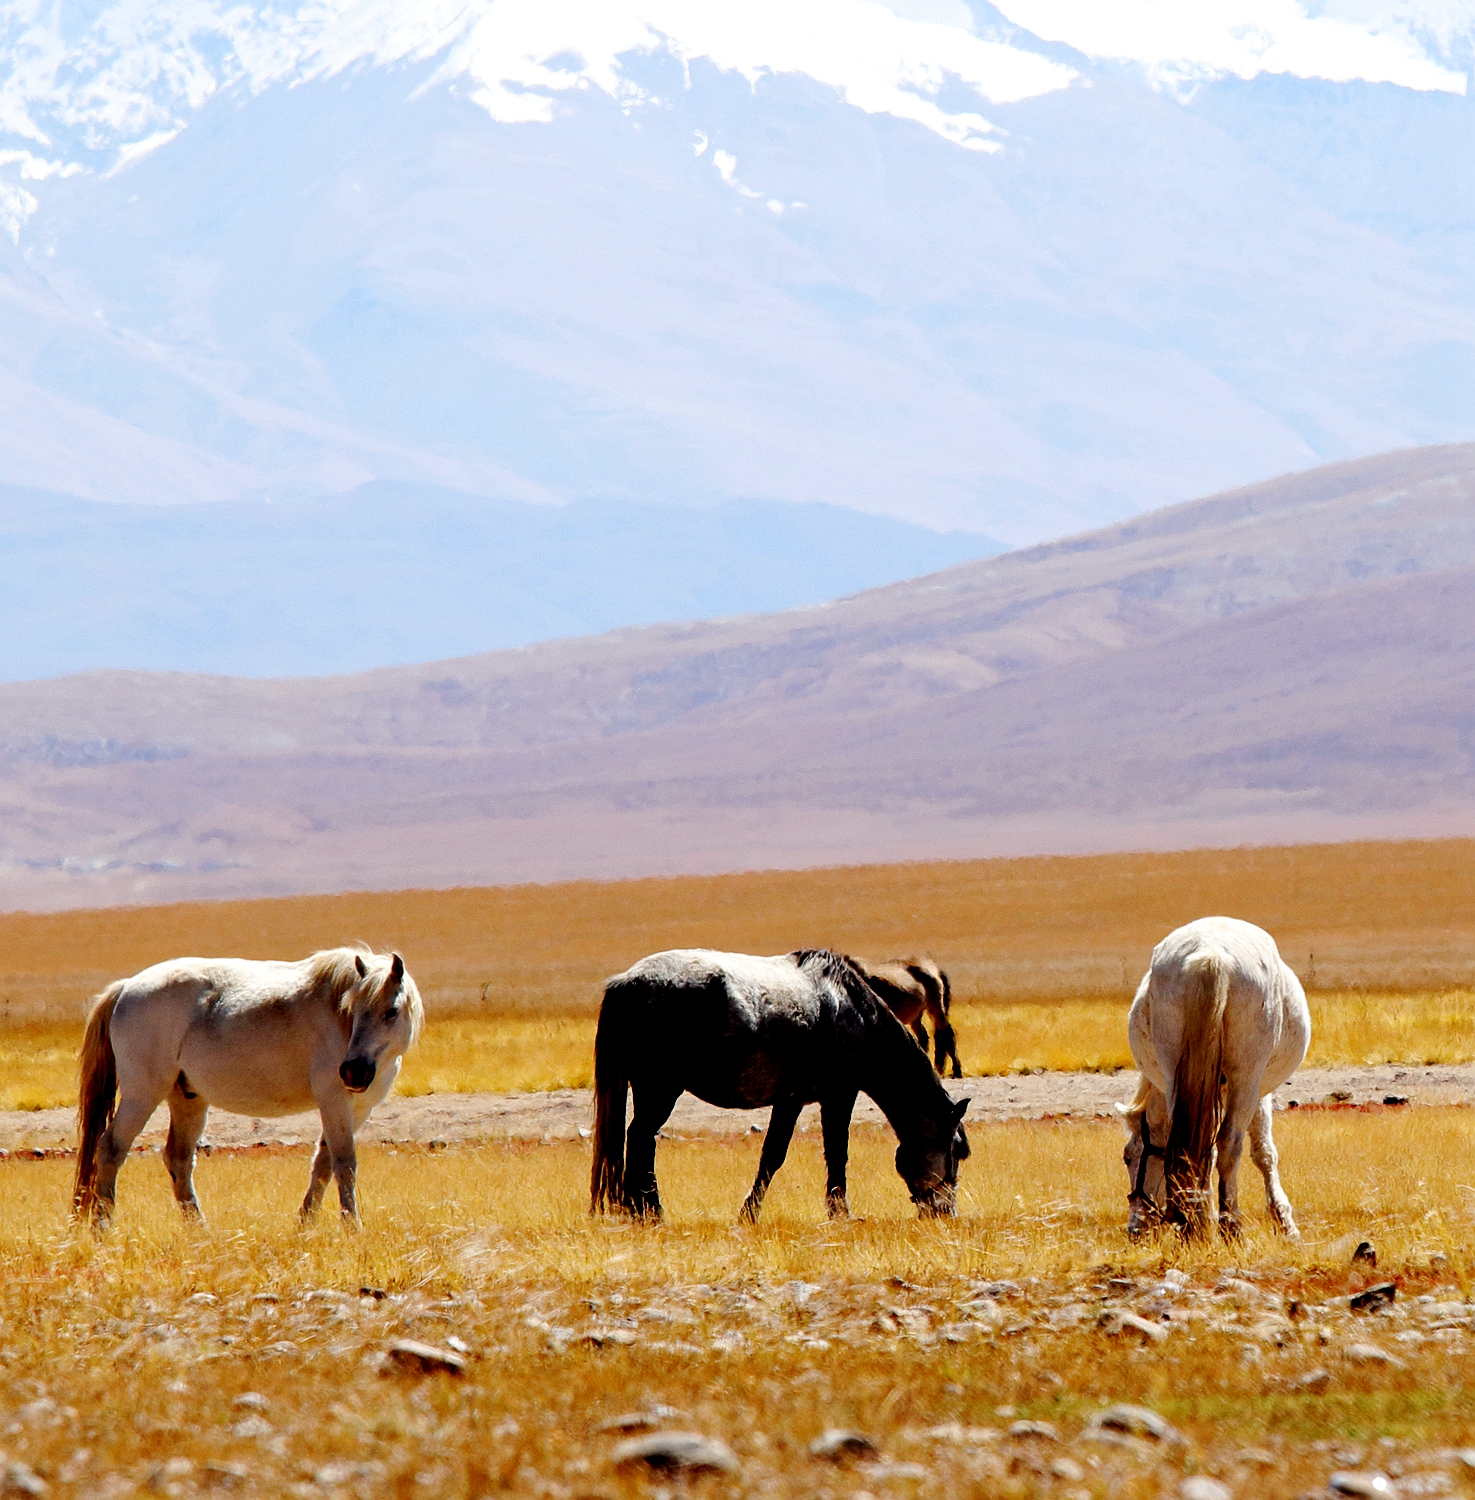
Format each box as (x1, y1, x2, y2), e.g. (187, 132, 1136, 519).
(386, 1003, 400, 1020)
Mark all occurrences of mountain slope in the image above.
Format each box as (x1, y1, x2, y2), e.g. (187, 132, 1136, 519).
(1, 444, 1470, 909)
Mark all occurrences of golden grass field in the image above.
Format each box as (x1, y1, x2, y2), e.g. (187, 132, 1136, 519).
(0, 837, 1472, 1109)
(0, 839, 1474, 1495)
(1, 1108, 1475, 1498)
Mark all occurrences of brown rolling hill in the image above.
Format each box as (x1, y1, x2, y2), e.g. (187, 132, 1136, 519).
(3, 443, 1473, 910)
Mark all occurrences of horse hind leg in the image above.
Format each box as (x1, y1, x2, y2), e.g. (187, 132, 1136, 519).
(935, 1020, 962, 1078)
(1248, 1094, 1299, 1237)
(164, 1075, 209, 1220)
(623, 1083, 681, 1220)
(91, 1088, 168, 1230)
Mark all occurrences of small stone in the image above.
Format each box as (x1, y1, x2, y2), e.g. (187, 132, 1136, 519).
(578, 1127, 592, 1139)
(1008, 1421, 1059, 1443)
(1352, 1242, 1378, 1267)
(1239, 1448, 1277, 1468)
(1343, 1343, 1405, 1368)
(202, 1461, 248, 1486)
(230, 1415, 273, 1440)
(2, 1463, 48, 1497)
(446, 1335, 470, 1354)
(1430, 1253, 1451, 1272)
(232, 1392, 268, 1410)
(1296, 1368, 1332, 1393)
(810, 1429, 879, 1460)
(1051, 1457, 1086, 1482)
(1329, 1473, 1397, 1497)
(580, 1327, 637, 1348)
(611, 1432, 740, 1475)
(1100, 1310, 1169, 1343)
(382, 1339, 466, 1375)
(598, 1407, 688, 1434)
(1089, 1405, 1185, 1446)
(1181, 1480, 1232, 1500)
(749, 1123, 763, 1134)
(863, 1463, 928, 1483)
(1351, 1283, 1397, 1312)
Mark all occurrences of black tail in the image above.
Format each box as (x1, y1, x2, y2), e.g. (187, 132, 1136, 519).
(589, 983, 630, 1214)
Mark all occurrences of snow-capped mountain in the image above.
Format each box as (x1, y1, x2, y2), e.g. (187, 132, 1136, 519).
(0, 0, 1471, 544)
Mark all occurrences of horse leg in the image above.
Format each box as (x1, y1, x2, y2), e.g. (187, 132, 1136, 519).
(623, 1083, 681, 1220)
(935, 1020, 962, 1078)
(910, 1018, 930, 1055)
(1215, 1080, 1258, 1241)
(300, 1137, 334, 1218)
(164, 1079, 208, 1220)
(313, 1098, 360, 1224)
(1248, 1094, 1299, 1237)
(91, 1089, 166, 1229)
(739, 1097, 803, 1224)
(820, 1088, 859, 1218)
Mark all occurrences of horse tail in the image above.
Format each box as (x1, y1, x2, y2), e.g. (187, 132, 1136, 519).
(74, 981, 124, 1220)
(589, 980, 631, 1215)
(1164, 953, 1229, 1234)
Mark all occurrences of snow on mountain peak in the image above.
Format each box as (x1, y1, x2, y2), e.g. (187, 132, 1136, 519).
(0, 0, 1075, 238)
(991, 0, 1471, 97)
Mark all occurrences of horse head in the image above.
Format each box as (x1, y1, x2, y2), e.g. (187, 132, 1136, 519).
(897, 1096, 971, 1217)
(340, 952, 418, 1094)
(1117, 1092, 1168, 1238)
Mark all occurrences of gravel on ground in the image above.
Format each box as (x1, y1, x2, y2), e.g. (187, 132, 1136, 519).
(2, 1062, 1469, 1153)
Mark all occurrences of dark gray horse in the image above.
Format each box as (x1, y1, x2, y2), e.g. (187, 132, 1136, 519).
(590, 948, 970, 1221)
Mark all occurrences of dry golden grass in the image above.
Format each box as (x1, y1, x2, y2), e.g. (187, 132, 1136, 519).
(1, 1109, 1474, 1498)
(7, 988, 1475, 1111)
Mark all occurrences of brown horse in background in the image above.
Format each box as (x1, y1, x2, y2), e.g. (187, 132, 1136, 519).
(856, 957, 962, 1077)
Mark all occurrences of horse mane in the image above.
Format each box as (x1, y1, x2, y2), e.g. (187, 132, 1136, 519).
(305, 946, 371, 1014)
(789, 948, 876, 1003)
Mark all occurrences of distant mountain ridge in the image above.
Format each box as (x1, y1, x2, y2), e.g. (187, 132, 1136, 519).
(1, 444, 1470, 910)
(0, 3, 1470, 540)
(0, 483, 1000, 680)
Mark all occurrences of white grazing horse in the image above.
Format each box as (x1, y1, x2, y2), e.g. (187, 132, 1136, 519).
(73, 948, 422, 1228)
(1119, 917, 1309, 1240)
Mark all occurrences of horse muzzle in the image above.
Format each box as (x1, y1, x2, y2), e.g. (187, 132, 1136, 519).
(912, 1182, 957, 1219)
(340, 1057, 376, 1093)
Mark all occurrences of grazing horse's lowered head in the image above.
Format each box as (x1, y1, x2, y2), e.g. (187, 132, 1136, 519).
(338, 951, 422, 1094)
(897, 1095, 971, 1217)
(1116, 1079, 1168, 1238)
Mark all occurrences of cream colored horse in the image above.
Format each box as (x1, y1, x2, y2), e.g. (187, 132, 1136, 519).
(73, 947, 422, 1228)
(1118, 917, 1309, 1239)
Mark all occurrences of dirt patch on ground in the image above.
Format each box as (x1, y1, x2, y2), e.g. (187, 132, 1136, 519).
(2, 1062, 1469, 1153)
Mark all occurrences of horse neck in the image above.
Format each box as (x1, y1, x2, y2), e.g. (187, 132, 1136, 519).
(854, 1017, 951, 1142)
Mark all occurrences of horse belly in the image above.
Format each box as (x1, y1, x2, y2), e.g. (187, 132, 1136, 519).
(176, 1041, 320, 1118)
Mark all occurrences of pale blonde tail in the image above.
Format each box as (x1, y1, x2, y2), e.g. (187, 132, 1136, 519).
(73, 982, 123, 1220)
(1165, 956, 1228, 1235)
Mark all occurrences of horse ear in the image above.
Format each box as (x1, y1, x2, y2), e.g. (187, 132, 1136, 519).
(354, 955, 367, 979)
(953, 1096, 970, 1122)
(390, 953, 404, 984)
